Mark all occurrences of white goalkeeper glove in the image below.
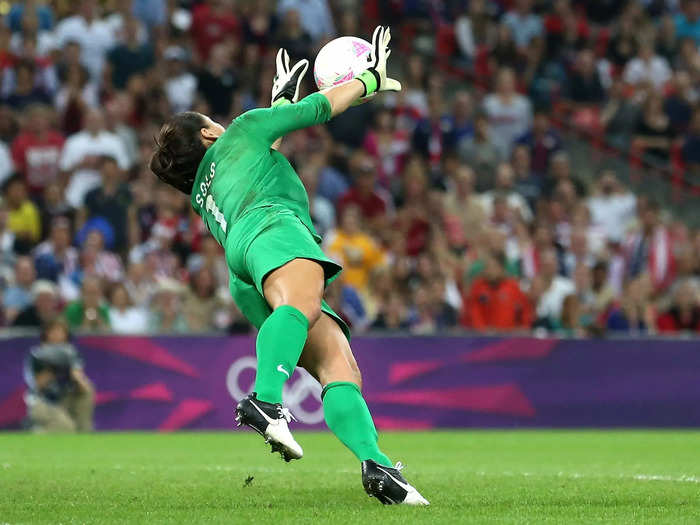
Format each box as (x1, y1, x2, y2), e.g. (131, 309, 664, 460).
(356, 25, 402, 96)
(271, 48, 309, 106)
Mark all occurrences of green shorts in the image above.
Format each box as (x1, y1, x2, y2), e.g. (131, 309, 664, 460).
(225, 206, 349, 340)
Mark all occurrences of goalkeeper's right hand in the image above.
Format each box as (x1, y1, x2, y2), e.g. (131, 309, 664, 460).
(356, 26, 402, 96)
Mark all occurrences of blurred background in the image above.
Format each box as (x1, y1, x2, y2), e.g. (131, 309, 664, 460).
(0, 0, 699, 433)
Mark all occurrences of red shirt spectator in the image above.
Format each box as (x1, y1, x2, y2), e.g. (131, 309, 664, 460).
(656, 282, 700, 334)
(190, 1, 240, 61)
(11, 105, 64, 195)
(462, 254, 533, 330)
(336, 152, 388, 224)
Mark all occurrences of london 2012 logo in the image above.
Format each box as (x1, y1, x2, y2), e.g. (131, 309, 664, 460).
(225, 356, 324, 424)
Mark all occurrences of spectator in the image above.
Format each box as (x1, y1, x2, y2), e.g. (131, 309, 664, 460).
(182, 266, 228, 332)
(34, 217, 78, 284)
(516, 111, 562, 176)
(4, 177, 38, 252)
(54, 0, 114, 80)
(532, 248, 576, 328)
(64, 276, 110, 332)
(623, 41, 672, 91)
(325, 205, 386, 296)
(13, 279, 61, 328)
(24, 318, 95, 432)
(276, 9, 313, 63)
(190, 0, 240, 61)
(107, 15, 154, 90)
(503, 0, 543, 51)
(1, 60, 51, 109)
(601, 78, 642, 150)
(656, 281, 700, 333)
(480, 163, 533, 223)
(3, 255, 36, 323)
(148, 278, 189, 333)
(336, 152, 389, 233)
(196, 43, 237, 121)
(587, 171, 637, 243)
(633, 91, 674, 162)
(371, 291, 411, 331)
(606, 276, 655, 334)
(60, 109, 130, 207)
(107, 283, 148, 334)
(458, 112, 502, 181)
(163, 46, 197, 114)
(674, 0, 700, 46)
(79, 156, 131, 252)
(590, 261, 616, 318)
(363, 107, 409, 189)
(463, 253, 533, 331)
(625, 201, 674, 291)
(567, 49, 605, 105)
(277, 1, 334, 43)
(10, 104, 64, 195)
(443, 165, 487, 250)
(483, 68, 533, 158)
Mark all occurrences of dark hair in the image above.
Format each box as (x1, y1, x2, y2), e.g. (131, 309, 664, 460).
(149, 112, 208, 195)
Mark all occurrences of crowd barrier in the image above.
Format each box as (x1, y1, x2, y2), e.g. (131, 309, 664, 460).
(1, 335, 699, 430)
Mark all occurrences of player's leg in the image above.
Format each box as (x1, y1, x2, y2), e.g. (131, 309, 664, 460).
(299, 313, 429, 505)
(253, 258, 324, 404)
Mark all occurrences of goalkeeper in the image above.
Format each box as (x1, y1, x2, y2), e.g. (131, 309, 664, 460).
(150, 27, 428, 506)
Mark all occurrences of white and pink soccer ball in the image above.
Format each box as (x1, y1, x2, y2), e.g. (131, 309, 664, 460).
(314, 36, 375, 102)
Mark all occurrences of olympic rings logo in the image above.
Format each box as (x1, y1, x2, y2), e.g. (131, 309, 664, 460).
(225, 356, 324, 425)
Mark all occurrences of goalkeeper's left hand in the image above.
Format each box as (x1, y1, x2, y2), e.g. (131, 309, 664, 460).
(356, 26, 402, 97)
(271, 49, 309, 106)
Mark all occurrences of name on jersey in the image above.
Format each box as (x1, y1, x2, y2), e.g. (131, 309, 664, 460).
(194, 162, 216, 206)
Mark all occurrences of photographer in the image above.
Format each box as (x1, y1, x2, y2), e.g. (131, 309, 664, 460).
(24, 319, 95, 432)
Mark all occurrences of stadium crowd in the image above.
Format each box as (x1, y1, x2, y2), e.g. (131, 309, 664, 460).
(1, 0, 700, 337)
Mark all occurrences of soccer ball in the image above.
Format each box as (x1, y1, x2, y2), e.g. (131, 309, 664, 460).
(314, 36, 375, 103)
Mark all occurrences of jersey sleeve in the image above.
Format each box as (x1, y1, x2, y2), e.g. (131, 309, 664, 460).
(235, 93, 332, 146)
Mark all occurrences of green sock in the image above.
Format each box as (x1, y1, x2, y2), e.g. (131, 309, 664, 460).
(322, 381, 392, 467)
(254, 305, 309, 404)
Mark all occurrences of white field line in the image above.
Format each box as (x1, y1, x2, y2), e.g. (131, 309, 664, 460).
(475, 470, 700, 484)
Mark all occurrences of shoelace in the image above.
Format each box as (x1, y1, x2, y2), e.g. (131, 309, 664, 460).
(277, 406, 297, 423)
(394, 461, 404, 472)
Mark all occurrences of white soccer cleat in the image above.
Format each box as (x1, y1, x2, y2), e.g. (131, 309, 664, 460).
(361, 460, 430, 506)
(234, 393, 303, 462)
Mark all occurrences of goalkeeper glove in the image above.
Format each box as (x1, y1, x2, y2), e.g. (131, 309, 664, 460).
(356, 25, 402, 97)
(271, 48, 309, 107)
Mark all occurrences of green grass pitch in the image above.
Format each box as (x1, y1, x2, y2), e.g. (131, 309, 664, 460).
(1, 430, 699, 524)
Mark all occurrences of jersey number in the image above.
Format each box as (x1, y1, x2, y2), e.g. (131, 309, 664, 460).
(205, 194, 228, 233)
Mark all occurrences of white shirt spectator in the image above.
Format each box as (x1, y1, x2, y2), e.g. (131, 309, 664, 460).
(503, 11, 543, 48)
(60, 130, 130, 172)
(455, 16, 476, 59)
(623, 55, 672, 90)
(480, 191, 533, 223)
(165, 72, 197, 114)
(278, 0, 335, 41)
(55, 82, 100, 113)
(0, 141, 14, 187)
(483, 94, 532, 157)
(54, 15, 115, 79)
(537, 276, 576, 320)
(587, 193, 637, 242)
(109, 306, 150, 334)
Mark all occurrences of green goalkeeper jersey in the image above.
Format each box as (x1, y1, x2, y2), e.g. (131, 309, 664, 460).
(190, 93, 332, 246)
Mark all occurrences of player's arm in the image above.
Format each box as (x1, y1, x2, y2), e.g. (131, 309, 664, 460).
(269, 49, 307, 151)
(241, 27, 400, 146)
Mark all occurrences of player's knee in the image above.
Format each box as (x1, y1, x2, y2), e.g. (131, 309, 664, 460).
(300, 301, 322, 328)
